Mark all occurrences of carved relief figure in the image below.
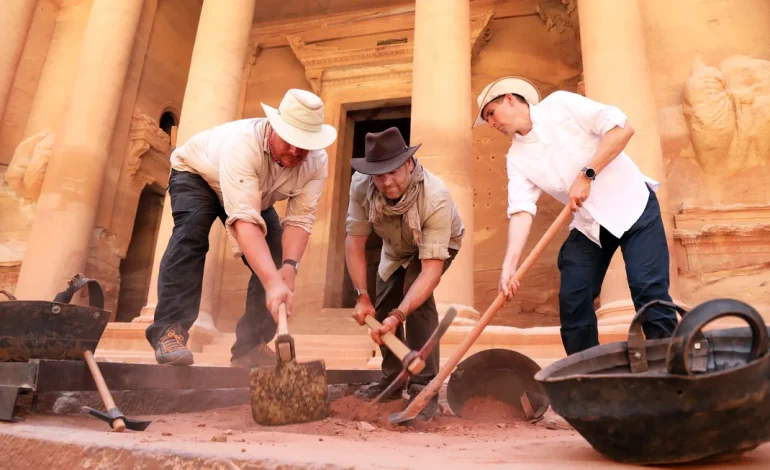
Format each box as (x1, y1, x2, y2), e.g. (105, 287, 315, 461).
(682, 55, 770, 204)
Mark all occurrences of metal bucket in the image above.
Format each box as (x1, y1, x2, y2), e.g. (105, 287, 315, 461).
(534, 298, 770, 466)
(447, 349, 549, 421)
(0, 275, 110, 362)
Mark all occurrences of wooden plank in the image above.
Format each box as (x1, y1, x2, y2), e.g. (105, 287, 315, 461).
(251, 0, 538, 48)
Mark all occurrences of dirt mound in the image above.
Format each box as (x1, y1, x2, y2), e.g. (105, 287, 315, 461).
(459, 395, 527, 422)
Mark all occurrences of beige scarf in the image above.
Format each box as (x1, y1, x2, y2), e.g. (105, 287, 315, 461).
(366, 161, 425, 244)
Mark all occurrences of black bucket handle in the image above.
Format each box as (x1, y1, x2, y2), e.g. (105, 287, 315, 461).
(666, 298, 768, 375)
(627, 299, 692, 373)
(52, 274, 105, 310)
(0, 290, 16, 301)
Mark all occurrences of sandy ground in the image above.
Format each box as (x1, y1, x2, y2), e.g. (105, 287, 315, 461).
(3, 392, 770, 469)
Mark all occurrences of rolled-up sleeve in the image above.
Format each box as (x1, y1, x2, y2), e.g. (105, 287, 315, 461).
(282, 156, 328, 233)
(507, 162, 541, 217)
(345, 174, 372, 236)
(418, 192, 454, 260)
(553, 90, 628, 135)
(219, 141, 266, 257)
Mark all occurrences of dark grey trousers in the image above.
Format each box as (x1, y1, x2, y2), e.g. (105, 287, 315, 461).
(374, 248, 458, 393)
(145, 169, 281, 359)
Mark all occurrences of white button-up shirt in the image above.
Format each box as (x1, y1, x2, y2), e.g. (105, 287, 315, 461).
(505, 91, 658, 246)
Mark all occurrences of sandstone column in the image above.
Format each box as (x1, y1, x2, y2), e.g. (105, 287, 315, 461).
(578, 0, 681, 325)
(14, 0, 144, 300)
(135, 0, 256, 329)
(411, 0, 476, 317)
(0, 0, 37, 125)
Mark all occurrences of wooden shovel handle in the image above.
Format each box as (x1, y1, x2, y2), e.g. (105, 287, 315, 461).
(399, 206, 573, 418)
(83, 350, 125, 432)
(363, 315, 425, 375)
(277, 303, 289, 336)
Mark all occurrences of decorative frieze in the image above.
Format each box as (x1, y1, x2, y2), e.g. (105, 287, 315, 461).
(286, 9, 495, 95)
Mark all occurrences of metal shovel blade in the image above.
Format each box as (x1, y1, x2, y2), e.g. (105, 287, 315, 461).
(249, 358, 330, 426)
(84, 406, 152, 431)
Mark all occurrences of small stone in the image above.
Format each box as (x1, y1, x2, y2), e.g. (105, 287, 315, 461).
(212, 434, 228, 442)
(197, 423, 206, 428)
(241, 449, 246, 453)
(224, 429, 234, 436)
(356, 421, 376, 432)
(497, 423, 506, 428)
(162, 432, 172, 436)
(319, 438, 323, 442)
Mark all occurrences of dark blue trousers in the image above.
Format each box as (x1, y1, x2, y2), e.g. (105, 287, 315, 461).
(557, 185, 678, 355)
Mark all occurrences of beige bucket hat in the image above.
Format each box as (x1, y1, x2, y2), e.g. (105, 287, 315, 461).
(472, 76, 541, 128)
(261, 89, 338, 150)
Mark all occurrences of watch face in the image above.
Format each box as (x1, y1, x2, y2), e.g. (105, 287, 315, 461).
(585, 168, 596, 178)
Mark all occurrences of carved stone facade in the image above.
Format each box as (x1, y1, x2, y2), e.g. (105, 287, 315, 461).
(86, 109, 170, 318)
(661, 55, 770, 319)
(285, 9, 493, 96)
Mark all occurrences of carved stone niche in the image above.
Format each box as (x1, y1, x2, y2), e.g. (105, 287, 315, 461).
(673, 205, 770, 319)
(87, 109, 171, 317)
(285, 9, 494, 95)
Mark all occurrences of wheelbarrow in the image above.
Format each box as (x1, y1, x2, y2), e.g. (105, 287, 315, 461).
(534, 298, 770, 466)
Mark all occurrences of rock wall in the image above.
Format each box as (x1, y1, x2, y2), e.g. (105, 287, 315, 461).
(643, 0, 770, 317)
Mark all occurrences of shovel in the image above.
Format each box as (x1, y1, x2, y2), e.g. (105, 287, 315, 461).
(249, 304, 330, 426)
(389, 206, 573, 424)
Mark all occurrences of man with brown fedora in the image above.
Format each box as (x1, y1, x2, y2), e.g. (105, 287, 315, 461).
(146, 88, 337, 367)
(345, 126, 464, 421)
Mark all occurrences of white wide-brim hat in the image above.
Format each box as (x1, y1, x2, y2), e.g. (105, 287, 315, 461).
(261, 89, 338, 150)
(472, 76, 541, 128)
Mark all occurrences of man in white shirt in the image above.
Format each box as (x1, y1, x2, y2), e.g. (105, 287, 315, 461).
(473, 76, 678, 355)
(145, 89, 337, 366)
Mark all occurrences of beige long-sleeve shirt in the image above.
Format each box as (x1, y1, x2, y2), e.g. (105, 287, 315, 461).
(169, 118, 328, 258)
(346, 165, 465, 281)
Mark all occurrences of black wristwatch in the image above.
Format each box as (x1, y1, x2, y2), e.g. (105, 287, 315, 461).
(282, 259, 299, 273)
(581, 166, 596, 181)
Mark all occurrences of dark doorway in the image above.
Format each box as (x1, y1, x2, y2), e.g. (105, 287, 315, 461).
(340, 112, 411, 308)
(115, 185, 165, 322)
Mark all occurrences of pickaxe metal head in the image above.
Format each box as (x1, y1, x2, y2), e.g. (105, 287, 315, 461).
(370, 308, 457, 405)
(84, 406, 152, 431)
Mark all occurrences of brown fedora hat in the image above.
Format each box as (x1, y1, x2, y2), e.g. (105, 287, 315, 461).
(350, 127, 421, 175)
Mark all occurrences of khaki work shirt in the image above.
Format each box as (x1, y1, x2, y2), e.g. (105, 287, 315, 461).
(346, 165, 465, 281)
(169, 118, 328, 258)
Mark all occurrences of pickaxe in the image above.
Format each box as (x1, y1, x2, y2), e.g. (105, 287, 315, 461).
(82, 350, 151, 432)
(363, 307, 457, 404)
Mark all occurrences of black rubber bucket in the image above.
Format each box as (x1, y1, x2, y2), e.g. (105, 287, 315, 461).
(0, 275, 110, 362)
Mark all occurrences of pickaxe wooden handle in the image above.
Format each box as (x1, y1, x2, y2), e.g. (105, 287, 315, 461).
(362, 315, 426, 375)
(389, 206, 573, 424)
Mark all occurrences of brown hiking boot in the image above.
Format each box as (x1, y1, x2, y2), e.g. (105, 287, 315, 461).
(230, 344, 277, 368)
(154, 324, 194, 366)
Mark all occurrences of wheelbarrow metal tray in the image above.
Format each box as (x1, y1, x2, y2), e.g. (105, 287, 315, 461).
(534, 299, 770, 465)
(0, 300, 109, 362)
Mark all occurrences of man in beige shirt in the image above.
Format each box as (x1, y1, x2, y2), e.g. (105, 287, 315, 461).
(146, 89, 337, 367)
(345, 127, 464, 421)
